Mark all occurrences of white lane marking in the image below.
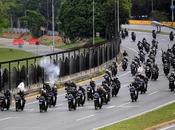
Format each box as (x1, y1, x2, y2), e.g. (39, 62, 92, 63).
(160, 124, 175, 130)
(58, 93, 65, 97)
(0, 117, 18, 122)
(149, 91, 158, 96)
(25, 93, 66, 106)
(117, 102, 130, 107)
(124, 46, 138, 54)
(118, 105, 138, 108)
(56, 104, 63, 107)
(76, 114, 95, 121)
(93, 100, 175, 130)
(106, 105, 116, 109)
(26, 101, 38, 105)
(119, 71, 131, 78)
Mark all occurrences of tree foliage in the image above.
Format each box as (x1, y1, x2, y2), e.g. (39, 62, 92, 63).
(60, 0, 131, 40)
(131, 0, 171, 20)
(0, 0, 131, 40)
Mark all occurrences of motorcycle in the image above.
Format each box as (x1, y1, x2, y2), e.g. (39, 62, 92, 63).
(87, 86, 94, 101)
(76, 90, 86, 107)
(130, 87, 138, 102)
(37, 96, 48, 113)
(143, 42, 150, 53)
(111, 82, 120, 97)
(131, 32, 136, 42)
(145, 65, 151, 79)
(67, 94, 77, 111)
(169, 31, 174, 41)
(0, 95, 10, 111)
(163, 63, 170, 76)
(151, 68, 159, 80)
(15, 95, 25, 112)
(169, 77, 175, 91)
(122, 58, 128, 71)
(152, 30, 156, 39)
(131, 64, 137, 76)
(94, 92, 102, 110)
(47, 91, 56, 108)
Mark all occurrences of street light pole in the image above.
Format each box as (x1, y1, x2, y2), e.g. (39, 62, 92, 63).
(114, 0, 117, 38)
(171, 0, 174, 23)
(52, 0, 55, 52)
(93, 0, 95, 45)
(151, 0, 154, 13)
(117, 0, 120, 34)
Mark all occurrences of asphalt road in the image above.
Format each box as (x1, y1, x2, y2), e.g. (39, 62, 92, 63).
(122, 24, 175, 33)
(0, 30, 175, 130)
(0, 37, 62, 55)
(159, 124, 175, 130)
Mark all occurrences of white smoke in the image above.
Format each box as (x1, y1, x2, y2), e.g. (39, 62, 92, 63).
(39, 57, 60, 85)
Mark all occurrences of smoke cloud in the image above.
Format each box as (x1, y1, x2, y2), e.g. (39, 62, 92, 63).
(39, 57, 60, 85)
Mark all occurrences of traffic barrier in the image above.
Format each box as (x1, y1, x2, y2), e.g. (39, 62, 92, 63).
(128, 20, 175, 27)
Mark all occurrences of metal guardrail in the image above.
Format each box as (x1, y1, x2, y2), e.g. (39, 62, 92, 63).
(0, 38, 120, 92)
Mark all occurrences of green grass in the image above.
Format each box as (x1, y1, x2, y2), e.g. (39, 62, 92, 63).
(88, 37, 106, 45)
(0, 48, 34, 62)
(100, 102, 175, 130)
(0, 48, 35, 69)
(58, 42, 85, 49)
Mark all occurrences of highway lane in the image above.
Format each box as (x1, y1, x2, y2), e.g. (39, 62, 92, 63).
(0, 31, 175, 130)
(159, 125, 175, 130)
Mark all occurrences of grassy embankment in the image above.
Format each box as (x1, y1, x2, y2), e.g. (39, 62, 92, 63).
(0, 48, 35, 69)
(100, 102, 175, 130)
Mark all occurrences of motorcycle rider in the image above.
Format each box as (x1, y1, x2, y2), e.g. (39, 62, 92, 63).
(111, 62, 118, 77)
(139, 50, 145, 63)
(4, 89, 11, 99)
(152, 30, 157, 39)
(137, 41, 143, 51)
(123, 50, 128, 57)
(90, 79, 96, 92)
(169, 31, 174, 41)
(78, 86, 86, 95)
(163, 61, 170, 76)
(168, 73, 175, 90)
(152, 39, 158, 49)
(131, 32, 136, 42)
(124, 28, 129, 36)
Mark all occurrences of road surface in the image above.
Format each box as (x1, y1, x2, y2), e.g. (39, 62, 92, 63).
(122, 24, 175, 33)
(0, 30, 175, 130)
(0, 37, 62, 55)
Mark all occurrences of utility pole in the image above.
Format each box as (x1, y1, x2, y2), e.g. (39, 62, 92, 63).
(114, 0, 117, 38)
(151, 0, 154, 13)
(117, 0, 120, 34)
(171, 0, 174, 24)
(52, 0, 55, 52)
(93, 0, 95, 45)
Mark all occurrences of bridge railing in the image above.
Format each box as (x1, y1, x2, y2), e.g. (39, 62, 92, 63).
(0, 38, 120, 92)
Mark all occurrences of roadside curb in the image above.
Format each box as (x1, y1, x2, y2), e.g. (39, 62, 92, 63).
(144, 120, 175, 130)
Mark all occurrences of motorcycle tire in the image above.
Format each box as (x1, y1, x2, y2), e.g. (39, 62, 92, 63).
(16, 104, 19, 112)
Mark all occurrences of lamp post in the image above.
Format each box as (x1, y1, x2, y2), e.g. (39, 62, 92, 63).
(52, 0, 55, 52)
(171, 0, 174, 23)
(93, 0, 95, 45)
(114, 0, 117, 38)
(151, 0, 154, 13)
(117, 0, 120, 34)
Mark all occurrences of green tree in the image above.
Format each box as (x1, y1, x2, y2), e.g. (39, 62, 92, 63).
(59, 0, 131, 40)
(20, 10, 45, 37)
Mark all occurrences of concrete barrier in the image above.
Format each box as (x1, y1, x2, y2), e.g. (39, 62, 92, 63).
(128, 20, 175, 27)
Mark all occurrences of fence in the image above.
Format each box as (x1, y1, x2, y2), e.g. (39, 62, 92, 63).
(0, 38, 120, 92)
